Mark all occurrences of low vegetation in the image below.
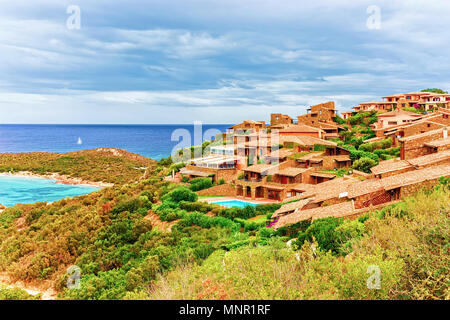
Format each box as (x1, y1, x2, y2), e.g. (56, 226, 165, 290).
(0, 148, 154, 184)
(0, 149, 448, 300)
(148, 182, 449, 300)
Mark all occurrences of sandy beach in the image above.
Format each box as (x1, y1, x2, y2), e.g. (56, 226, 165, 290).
(0, 171, 114, 188)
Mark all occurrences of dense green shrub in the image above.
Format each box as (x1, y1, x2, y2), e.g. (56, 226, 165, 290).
(352, 157, 378, 173)
(189, 177, 213, 191)
(179, 201, 215, 213)
(161, 187, 198, 203)
(296, 217, 344, 254)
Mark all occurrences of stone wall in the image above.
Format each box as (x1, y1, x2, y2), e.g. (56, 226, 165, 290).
(401, 130, 446, 159)
(183, 164, 236, 183)
(400, 179, 441, 197)
(402, 121, 444, 137)
(378, 166, 414, 178)
(271, 113, 292, 126)
(196, 184, 236, 197)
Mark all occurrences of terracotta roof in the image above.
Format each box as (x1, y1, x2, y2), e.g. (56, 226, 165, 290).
(179, 168, 211, 177)
(310, 172, 336, 179)
(424, 137, 450, 148)
(351, 169, 372, 178)
(438, 108, 450, 114)
(378, 109, 423, 118)
(277, 167, 310, 177)
(292, 177, 356, 201)
(273, 201, 355, 229)
(280, 135, 337, 147)
(240, 139, 275, 148)
(290, 183, 315, 193)
(399, 127, 448, 142)
(347, 179, 384, 198)
(266, 148, 294, 158)
(244, 163, 280, 174)
(297, 152, 324, 161)
(380, 165, 450, 190)
(370, 159, 412, 175)
(279, 124, 324, 134)
(309, 177, 356, 203)
(407, 150, 450, 167)
(272, 199, 311, 218)
(333, 155, 351, 162)
(261, 184, 285, 191)
(317, 122, 339, 129)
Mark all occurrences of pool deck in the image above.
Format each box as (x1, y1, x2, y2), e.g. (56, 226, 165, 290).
(200, 197, 278, 205)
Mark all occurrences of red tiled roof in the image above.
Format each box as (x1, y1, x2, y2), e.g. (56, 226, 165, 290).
(279, 124, 324, 133)
(424, 137, 450, 148)
(277, 167, 310, 177)
(243, 163, 280, 174)
(266, 148, 294, 158)
(370, 159, 412, 175)
(280, 135, 337, 147)
(273, 201, 355, 229)
(399, 127, 448, 142)
(347, 179, 384, 198)
(380, 165, 450, 190)
(407, 150, 450, 167)
(272, 199, 311, 218)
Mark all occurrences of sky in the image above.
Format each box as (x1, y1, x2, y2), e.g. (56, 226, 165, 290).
(0, 0, 449, 124)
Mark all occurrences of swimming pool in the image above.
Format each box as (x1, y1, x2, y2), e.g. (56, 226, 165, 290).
(211, 199, 258, 208)
(0, 175, 100, 207)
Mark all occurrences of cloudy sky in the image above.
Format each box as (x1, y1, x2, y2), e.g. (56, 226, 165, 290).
(0, 0, 449, 124)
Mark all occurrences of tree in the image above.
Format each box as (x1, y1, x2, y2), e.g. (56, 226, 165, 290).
(352, 157, 377, 173)
(421, 88, 448, 94)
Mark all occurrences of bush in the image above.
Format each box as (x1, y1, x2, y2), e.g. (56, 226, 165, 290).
(350, 150, 379, 163)
(179, 201, 215, 213)
(189, 177, 213, 191)
(352, 157, 378, 173)
(296, 217, 344, 254)
(161, 187, 198, 203)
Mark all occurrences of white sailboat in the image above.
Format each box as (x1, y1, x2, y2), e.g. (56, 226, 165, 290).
(77, 137, 82, 145)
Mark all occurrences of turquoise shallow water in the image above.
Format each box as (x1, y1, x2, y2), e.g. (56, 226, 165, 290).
(0, 176, 100, 207)
(211, 200, 258, 208)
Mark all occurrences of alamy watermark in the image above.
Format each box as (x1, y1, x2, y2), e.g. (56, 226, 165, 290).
(169, 121, 280, 168)
(366, 5, 381, 30)
(66, 5, 81, 30)
(66, 265, 81, 289)
(366, 265, 381, 290)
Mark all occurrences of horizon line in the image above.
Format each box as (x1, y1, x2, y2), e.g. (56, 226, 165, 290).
(0, 123, 237, 126)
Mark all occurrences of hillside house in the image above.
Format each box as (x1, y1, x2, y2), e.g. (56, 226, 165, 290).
(297, 101, 337, 126)
(399, 127, 449, 159)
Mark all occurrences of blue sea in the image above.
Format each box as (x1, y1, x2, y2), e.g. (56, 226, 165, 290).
(0, 124, 232, 160)
(0, 176, 99, 207)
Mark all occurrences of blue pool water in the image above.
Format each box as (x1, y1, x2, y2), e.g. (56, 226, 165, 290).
(0, 176, 100, 207)
(211, 200, 258, 208)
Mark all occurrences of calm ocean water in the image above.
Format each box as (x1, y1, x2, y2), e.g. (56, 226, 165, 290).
(0, 176, 99, 207)
(0, 124, 232, 160)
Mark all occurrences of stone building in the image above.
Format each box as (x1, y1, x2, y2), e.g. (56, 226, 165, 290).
(399, 127, 449, 159)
